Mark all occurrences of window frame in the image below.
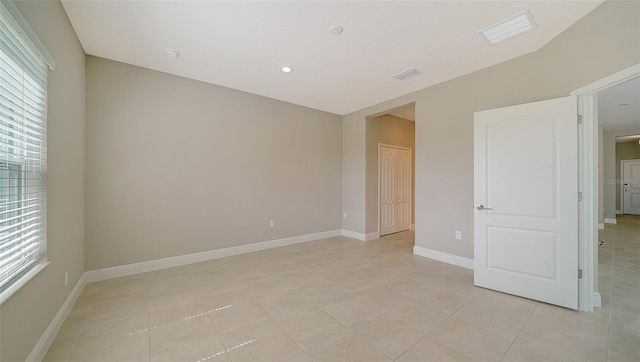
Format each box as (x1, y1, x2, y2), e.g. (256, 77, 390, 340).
(0, 0, 54, 305)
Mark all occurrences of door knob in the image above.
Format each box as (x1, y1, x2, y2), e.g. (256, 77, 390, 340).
(476, 205, 493, 210)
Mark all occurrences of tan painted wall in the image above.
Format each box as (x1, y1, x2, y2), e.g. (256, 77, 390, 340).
(342, 0, 640, 258)
(85, 56, 342, 270)
(0, 1, 86, 360)
(366, 115, 415, 233)
(616, 141, 640, 211)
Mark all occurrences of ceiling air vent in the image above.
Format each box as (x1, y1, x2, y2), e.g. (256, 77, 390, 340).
(481, 11, 538, 45)
(393, 68, 421, 81)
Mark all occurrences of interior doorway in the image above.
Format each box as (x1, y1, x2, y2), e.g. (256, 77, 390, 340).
(366, 103, 415, 238)
(572, 63, 640, 311)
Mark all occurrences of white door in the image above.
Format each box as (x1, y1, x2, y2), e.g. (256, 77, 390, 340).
(474, 96, 578, 309)
(380, 145, 411, 236)
(623, 159, 640, 215)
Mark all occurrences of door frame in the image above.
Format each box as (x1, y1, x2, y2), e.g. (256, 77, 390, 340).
(571, 62, 640, 311)
(622, 159, 640, 214)
(377, 143, 412, 236)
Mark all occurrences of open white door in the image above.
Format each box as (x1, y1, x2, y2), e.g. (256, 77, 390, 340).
(474, 96, 578, 309)
(622, 159, 640, 215)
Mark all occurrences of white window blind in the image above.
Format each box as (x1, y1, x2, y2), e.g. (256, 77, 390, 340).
(0, 2, 48, 293)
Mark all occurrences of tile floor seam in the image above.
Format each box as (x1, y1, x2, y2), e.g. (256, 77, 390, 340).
(499, 301, 538, 362)
(346, 322, 396, 360)
(191, 273, 233, 362)
(402, 311, 468, 360)
(249, 292, 315, 361)
(605, 224, 616, 362)
(316, 303, 351, 328)
(390, 333, 434, 362)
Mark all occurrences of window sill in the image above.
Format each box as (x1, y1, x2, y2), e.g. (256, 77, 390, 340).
(0, 260, 50, 305)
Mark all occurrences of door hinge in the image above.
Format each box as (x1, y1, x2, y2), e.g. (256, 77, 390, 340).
(578, 269, 583, 279)
(578, 114, 583, 124)
(578, 192, 583, 201)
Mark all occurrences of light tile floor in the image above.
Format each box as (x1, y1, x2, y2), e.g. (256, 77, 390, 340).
(44, 221, 640, 361)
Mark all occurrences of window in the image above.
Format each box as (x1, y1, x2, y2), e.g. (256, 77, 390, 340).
(0, 2, 51, 298)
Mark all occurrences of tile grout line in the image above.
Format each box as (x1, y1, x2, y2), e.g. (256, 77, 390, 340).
(606, 223, 616, 362)
(249, 289, 316, 361)
(191, 271, 233, 362)
(499, 303, 538, 361)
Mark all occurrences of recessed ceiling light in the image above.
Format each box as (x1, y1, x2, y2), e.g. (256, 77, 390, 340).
(481, 11, 538, 45)
(329, 25, 344, 35)
(166, 48, 180, 57)
(281, 66, 293, 73)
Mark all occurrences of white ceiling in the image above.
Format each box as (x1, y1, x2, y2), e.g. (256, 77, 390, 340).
(599, 77, 640, 132)
(61, 0, 603, 115)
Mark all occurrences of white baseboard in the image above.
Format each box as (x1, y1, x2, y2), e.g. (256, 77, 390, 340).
(598, 223, 604, 230)
(604, 218, 617, 224)
(594, 292, 602, 308)
(27, 273, 87, 362)
(341, 229, 380, 241)
(341, 229, 366, 241)
(413, 246, 474, 270)
(365, 232, 380, 241)
(616, 210, 622, 215)
(85, 229, 342, 283)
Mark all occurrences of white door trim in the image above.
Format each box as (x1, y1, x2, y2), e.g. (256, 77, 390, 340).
(378, 143, 412, 236)
(571, 62, 640, 311)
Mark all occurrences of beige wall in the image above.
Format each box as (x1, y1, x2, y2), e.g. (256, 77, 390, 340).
(366, 115, 415, 233)
(86, 56, 342, 270)
(616, 140, 640, 211)
(342, 0, 640, 258)
(342, 114, 366, 233)
(0, 1, 86, 361)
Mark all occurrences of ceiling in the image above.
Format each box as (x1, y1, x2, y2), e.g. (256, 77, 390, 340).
(61, 0, 603, 115)
(599, 77, 640, 133)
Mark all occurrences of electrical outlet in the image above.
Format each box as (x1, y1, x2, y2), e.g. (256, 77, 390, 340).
(455, 231, 462, 240)
(64, 272, 69, 287)
(269, 220, 275, 228)
(343, 212, 347, 219)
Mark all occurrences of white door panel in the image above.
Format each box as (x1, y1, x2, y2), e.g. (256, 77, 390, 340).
(487, 117, 556, 218)
(380, 145, 411, 236)
(474, 95, 578, 309)
(623, 160, 640, 215)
